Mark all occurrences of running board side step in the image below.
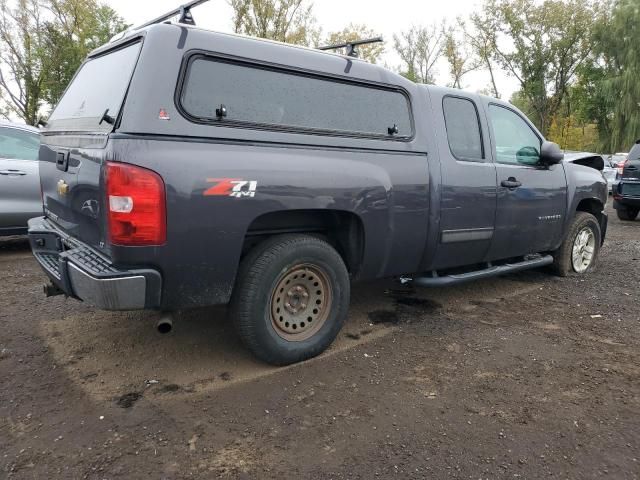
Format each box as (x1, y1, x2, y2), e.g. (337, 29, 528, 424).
(401, 255, 554, 287)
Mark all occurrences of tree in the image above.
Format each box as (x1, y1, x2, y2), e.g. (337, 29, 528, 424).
(43, 1, 128, 106)
(230, 0, 319, 46)
(467, 11, 500, 97)
(443, 22, 479, 89)
(0, 0, 127, 125)
(324, 23, 384, 64)
(393, 24, 446, 84)
(594, 0, 640, 152)
(0, 0, 48, 125)
(480, 0, 602, 135)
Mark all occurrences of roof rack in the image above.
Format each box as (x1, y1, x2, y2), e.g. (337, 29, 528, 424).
(137, 0, 211, 29)
(109, 0, 211, 43)
(317, 37, 384, 58)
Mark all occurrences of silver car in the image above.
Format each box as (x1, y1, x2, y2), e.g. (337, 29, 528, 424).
(0, 121, 42, 235)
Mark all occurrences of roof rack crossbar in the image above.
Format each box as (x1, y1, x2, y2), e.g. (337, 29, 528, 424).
(137, 0, 210, 29)
(317, 37, 384, 58)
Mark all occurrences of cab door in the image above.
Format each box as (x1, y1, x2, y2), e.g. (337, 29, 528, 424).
(428, 91, 497, 270)
(484, 103, 567, 260)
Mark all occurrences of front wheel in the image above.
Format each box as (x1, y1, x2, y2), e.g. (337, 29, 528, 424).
(552, 212, 601, 277)
(229, 235, 350, 365)
(616, 206, 639, 221)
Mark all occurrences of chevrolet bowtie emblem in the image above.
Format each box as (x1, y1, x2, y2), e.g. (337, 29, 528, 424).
(57, 179, 69, 196)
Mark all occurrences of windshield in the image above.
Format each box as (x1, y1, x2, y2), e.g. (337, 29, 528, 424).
(47, 41, 141, 132)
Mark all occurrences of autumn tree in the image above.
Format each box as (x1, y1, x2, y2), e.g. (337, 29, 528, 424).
(230, 0, 319, 46)
(443, 22, 479, 89)
(479, 0, 602, 135)
(324, 23, 384, 63)
(393, 24, 446, 84)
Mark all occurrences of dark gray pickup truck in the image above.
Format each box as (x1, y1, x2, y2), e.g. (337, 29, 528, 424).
(29, 20, 608, 365)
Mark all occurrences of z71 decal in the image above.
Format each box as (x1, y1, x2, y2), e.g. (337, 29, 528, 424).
(204, 178, 258, 198)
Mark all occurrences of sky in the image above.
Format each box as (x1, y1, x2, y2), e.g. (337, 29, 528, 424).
(104, 0, 520, 99)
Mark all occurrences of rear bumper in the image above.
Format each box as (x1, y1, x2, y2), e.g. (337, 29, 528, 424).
(614, 197, 640, 208)
(28, 217, 161, 310)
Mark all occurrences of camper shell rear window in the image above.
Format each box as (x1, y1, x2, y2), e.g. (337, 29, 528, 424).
(47, 41, 142, 133)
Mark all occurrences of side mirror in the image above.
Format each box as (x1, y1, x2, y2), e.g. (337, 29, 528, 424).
(516, 146, 541, 165)
(539, 141, 564, 165)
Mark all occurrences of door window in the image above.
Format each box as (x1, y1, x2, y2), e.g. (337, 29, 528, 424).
(442, 96, 484, 161)
(0, 127, 40, 160)
(488, 105, 541, 166)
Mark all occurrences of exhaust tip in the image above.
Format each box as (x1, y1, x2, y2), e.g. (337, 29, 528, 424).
(156, 315, 173, 334)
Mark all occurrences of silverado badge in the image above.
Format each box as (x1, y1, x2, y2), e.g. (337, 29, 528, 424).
(57, 179, 69, 196)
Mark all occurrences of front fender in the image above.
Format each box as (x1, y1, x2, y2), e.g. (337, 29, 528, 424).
(563, 162, 608, 241)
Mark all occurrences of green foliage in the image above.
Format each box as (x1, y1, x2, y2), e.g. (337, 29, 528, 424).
(325, 23, 384, 64)
(480, 0, 602, 135)
(594, 0, 640, 152)
(0, 0, 128, 125)
(0, 0, 48, 125)
(230, 0, 319, 46)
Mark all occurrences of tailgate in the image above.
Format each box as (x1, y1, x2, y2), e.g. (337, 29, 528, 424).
(622, 159, 640, 180)
(40, 136, 107, 251)
(623, 144, 640, 180)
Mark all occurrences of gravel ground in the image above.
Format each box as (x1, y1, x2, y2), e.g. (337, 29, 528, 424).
(1, 203, 638, 479)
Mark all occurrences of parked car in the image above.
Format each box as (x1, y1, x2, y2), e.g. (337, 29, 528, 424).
(613, 141, 640, 220)
(0, 121, 42, 236)
(563, 152, 616, 193)
(28, 16, 608, 365)
(609, 153, 628, 190)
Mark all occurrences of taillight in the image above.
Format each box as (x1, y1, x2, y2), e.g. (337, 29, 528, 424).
(106, 162, 166, 246)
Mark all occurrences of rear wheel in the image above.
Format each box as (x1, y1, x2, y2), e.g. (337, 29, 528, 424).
(229, 235, 350, 365)
(616, 205, 639, 221)
(552, 212, 601, 277)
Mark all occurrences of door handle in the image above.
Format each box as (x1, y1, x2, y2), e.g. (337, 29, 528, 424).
(501, 178, 522, 189)
(0, 169, 27, 176)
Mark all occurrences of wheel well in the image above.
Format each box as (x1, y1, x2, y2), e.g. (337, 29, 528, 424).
(576, 198, 604, 222)
(242, 210, 365, 276)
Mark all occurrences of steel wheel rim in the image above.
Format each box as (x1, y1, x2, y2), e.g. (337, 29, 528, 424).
(270, 263, 332, 342)
(571, 227, 595, 273)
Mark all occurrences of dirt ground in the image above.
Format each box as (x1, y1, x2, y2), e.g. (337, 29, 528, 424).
(1, 203, 638, 479)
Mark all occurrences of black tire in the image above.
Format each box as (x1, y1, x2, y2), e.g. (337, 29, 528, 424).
(229, 234, 350, 366)
(616, 206, 639, 221)
(551, 212, 601, 277)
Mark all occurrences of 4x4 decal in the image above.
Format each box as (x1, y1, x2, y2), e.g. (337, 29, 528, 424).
(204, 178, 258, 198)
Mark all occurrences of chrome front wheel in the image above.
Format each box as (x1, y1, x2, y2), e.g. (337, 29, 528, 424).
(571, 227, 595, 273)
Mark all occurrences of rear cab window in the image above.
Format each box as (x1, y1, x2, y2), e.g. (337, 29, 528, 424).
(442, 96, 484, 161)
(47, 41, 142, 133)
(178, 56, 413, 139)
